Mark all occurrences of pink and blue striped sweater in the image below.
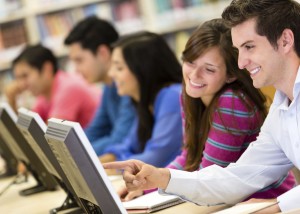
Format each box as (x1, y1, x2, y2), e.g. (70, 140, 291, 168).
(167, 89, 295, 199)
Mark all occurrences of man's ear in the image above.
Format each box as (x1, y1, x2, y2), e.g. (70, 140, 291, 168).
(96, 44, 111, 61)
(280, 29, 294, 53)
(41, 61, 54, 78)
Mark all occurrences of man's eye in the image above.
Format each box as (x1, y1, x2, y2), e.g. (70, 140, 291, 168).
(245, 45, 254, 50)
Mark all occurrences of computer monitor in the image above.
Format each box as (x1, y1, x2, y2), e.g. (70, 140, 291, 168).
(0, 102, 57, 195)
(45, 118, 126, 214)
(0, 135, 18, 176)
(17, 108, 83, 213)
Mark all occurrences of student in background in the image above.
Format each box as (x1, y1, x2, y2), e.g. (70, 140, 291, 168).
(99, 32, 183, 168)
(104, 0, 300, 212)
(114, 19, 295, 201)
(5, 44, 98, 128)
(64, 16, 135, 155)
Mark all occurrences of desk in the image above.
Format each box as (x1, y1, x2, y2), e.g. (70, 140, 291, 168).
(0, 175, 227, 214)
(0, 176, 66, 214)
(0, 175, 299, 214)
(156, 203, 226, 214)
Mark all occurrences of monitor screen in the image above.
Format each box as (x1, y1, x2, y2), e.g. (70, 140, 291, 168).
(0, 102, 57, 195)
(45, 118, 126, 214)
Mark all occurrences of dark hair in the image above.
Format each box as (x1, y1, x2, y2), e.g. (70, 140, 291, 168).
(64, 16, 119, 54)
(222, 0, 300, 57)
(113, 31, 182, 150)
(182, 19, 267, 171)
(12, 44, 58, 74)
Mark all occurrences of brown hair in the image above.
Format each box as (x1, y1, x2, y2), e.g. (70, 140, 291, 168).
(222, 0, 300, 57)
(182, 19, 267, 171)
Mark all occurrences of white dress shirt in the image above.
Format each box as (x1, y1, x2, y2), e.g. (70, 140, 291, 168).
(164, 68, 300, 212)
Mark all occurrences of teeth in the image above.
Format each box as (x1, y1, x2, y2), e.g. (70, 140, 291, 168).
(250, 66, 261, 75)
(190, 80, 205, 87)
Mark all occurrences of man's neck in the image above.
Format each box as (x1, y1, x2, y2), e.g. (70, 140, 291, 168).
(275, 58, 299, 101)
(43, 76, 55, 100)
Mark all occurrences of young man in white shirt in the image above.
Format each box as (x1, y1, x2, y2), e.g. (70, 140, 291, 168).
(103, 0, 300, 213)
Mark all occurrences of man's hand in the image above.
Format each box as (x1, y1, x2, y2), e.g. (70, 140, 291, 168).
(4, 81, 24, 112)
(117, 185, 143, 201)
(99, 153, 118, 175)
(241, 198, 280, 214)
(103, 160, 171, 191)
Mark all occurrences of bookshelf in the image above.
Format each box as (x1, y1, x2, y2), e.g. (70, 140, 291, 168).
(0, 0, 231, 90)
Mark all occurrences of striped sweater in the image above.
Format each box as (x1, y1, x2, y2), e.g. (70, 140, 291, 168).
(167, 89, 295, 199)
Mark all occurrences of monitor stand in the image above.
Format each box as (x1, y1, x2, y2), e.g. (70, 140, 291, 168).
(19, 182, 50, 196)
(19, 165, 56, 196)
(80, 198, 102, 214)
(50, 193, 83, 214)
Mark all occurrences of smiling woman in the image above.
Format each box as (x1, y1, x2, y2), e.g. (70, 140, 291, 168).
(100, 31, 183, 170)
(109, 47, 140, 101)
(182, 46, 229, 106)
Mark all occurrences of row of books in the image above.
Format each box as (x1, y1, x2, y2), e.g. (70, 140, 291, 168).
(36, 3, 111, 49)
(150, 0, 229, 29)
(37, 1, 144, 48)
(0, 0, 228, 74)
(1, 0, 228, 51)
(0, 20, 27, 50)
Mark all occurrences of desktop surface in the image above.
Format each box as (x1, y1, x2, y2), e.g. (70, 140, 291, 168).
(0, 175, 65, 214)
(0, 175, 295, 214)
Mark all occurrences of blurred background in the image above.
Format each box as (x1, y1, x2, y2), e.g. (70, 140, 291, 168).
(0, 0, 232, 96)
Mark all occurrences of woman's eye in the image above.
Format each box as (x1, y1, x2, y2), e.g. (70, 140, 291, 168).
(185, 61, 195, 67)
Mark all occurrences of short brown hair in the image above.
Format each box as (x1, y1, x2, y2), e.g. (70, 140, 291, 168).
(222, 0, 300, 57)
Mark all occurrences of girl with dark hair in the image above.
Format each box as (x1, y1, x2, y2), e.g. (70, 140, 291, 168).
(99, 32, 183, 168)
(107, 19, 295, 202)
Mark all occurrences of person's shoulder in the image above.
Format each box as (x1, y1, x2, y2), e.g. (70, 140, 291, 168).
(158, 83, 182, 98)
(154, 83, 182, 113)
(34, 95, 48, 106)
(57, 72, 90, 91)
(217, 88, 252, 112)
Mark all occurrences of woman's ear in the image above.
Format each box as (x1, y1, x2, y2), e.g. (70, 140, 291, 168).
(226, 77, 237, 84)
